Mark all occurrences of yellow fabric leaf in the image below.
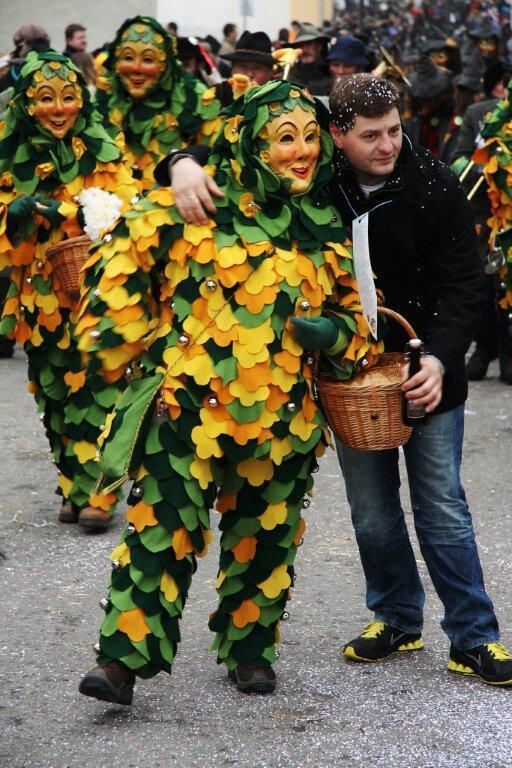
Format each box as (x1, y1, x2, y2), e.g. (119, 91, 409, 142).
(117, 607, 151, 642)
(237, 458, 274, 486)
(73, 440, 98, 463)
(257, 563, 291, 598)
(259, 501, 288, 530)
(160, 571, 179, 603)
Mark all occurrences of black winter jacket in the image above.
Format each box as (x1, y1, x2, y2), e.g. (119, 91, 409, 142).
(329, 136, 482, 413)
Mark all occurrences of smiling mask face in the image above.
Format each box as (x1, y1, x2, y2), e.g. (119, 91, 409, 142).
(258, 105, 321, 194)
(115, 23, 166, 99)
(27, 71, 82, 139)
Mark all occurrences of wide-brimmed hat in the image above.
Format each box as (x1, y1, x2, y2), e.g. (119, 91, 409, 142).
(222, 31, 274, 65)
(10, 25, 50, 64)
(483, 60, 512, 96)
(290, 23, 330, 46)
(409, 55, 452, 99)
(327, 36, 369, 67)
(455, 48, 485, 92)
(468, 20, 501, 41)
(423, 35, 458, 54)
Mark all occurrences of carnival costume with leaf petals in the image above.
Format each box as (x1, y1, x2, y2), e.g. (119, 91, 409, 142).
(474, 89, 512, 317)
(0, 50, 140, 517)
(94, 16, 222, 191)
(79, 81, 382, 674)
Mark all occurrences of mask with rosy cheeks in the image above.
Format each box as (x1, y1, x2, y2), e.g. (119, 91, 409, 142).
(27, 75, 83, 139)
(258, 106, 321, 194)
(477, 38, 498, 58)
(115, 30, 166, 99)
(429, 50, 449, 68)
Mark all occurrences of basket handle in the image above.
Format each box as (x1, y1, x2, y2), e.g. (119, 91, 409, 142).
(325, 305, 418, 341)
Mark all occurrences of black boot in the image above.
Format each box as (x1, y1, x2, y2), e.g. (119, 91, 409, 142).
(466, 346, 496, 381)
(499, 351, 512, 385)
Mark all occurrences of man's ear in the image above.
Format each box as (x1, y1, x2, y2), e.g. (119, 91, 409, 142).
(329, 121, 344, 149)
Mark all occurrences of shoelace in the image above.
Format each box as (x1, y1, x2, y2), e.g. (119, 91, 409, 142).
(362, 620, 386, 639)
(485, 642, 512, 661)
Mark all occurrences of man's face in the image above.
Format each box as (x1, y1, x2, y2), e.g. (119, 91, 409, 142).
(430, 49, 449, 67)
(259, 105, 321, 194)
(300, 40, 323, 64)
(329, 61, 361, 80)
(477, 37, 498, 59)
(232, 60, 273, 85)
(330, 107, 402, 185)
(29, 74, 82, 139)
(115, 37, 165, 98)
(69, 30, 87, 51)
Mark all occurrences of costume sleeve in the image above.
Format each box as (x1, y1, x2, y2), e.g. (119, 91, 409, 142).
(76, 189, 176, 383)
(320, 239, 383, 379)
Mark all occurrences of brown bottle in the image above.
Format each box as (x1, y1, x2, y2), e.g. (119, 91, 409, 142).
(402, 339, 427, 426)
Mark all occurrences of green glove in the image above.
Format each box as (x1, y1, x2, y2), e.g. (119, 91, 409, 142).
(6, 195, 39, 244)
(7, 195, 38, 229)
(291, 316, 339, 350)
(32, 196, 65, 229)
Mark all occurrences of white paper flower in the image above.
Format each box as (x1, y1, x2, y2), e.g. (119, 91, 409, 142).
(77, 188, 124, 241)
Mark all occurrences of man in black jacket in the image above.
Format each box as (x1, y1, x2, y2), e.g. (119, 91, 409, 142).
(156, 75, 512, 686)
(326, 74, 512, 686)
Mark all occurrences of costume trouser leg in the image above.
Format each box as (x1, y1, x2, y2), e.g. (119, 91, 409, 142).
(26, 331, 122, 517)
(96, 417, 315, 677)
(337, 406, 499, 648)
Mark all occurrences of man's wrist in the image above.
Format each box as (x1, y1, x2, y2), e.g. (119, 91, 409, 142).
(168, 152, 199, 184)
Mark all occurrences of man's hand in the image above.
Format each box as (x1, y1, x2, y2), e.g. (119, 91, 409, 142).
(401, 355, 444, 413)
(172, 158, 224, 225)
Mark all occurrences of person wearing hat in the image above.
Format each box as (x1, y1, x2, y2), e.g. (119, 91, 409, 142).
(405, 55, 458, 162)
(0, 25, 51, 93)
(327, 36, 370, 86)
(425, 36, 462, 76)
(451, 61, 512, 384)
(289, 23, 331, 96)
(466, 21, 501, 67)
(211, 31, 275, 108)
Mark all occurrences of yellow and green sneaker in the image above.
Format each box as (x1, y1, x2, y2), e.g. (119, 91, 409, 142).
(343, 620, 424, 662)
(448, 642, 512, 686)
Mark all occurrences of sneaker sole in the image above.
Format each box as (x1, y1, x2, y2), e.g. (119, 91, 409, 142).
(79, 675, 133, 705)
(447, 660, 512, 686)
(343, 638, 424, 663)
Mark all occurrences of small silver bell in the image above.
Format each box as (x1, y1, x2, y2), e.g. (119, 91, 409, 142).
(99, 597, 110, 611)
(131, 486, 142, 498)
(93, 642, 101, 653)
(125, 366, 133, 379)
(299, 299, 311, 311)
(25, 276, 32, 284)
(39, 414, 45, 421)
(130, 196, 139, 205)
(208, 394, 218, 407)
(331, 215, 337, 223)
(302, 498, 311, 509)
(36, 261, 44, 270)
(281, 611, 290, 621)
(275, 650, 281, 659)
(286, 402, 296, 413)
(360, 358, 369, 367)
(137, 362, 147, 373)
(93, 288, 101, 298)
(127, 523, 136, 534)
(305, 356, 314, 366)
(111, 559, 121, 570)
(104, 234, 112, 243)
(178, 334, 189, 346)
(298, 537, 304, 546)
(89, 330, 101, 339)
(205, 278, 217, 291)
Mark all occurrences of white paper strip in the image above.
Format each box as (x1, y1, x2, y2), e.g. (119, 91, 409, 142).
(352, 211, 378, 339)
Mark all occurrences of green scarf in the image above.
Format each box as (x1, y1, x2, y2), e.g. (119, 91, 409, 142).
(0, 50, 121, 194)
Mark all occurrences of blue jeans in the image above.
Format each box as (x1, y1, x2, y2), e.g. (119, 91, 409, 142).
(336, 405, 499, 649)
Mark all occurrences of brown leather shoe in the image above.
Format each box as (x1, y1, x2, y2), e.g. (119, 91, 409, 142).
(58, 503, 79, 523)
(78, 506, 111, 532)
(79, 661, 135, 705)
(228, 664, 276, 694)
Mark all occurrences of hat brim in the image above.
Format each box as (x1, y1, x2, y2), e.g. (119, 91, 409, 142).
(327, 52, 369, 66)
(222, 50, 274, 64)
(410, 73, 452, 98)
(291, 34, 330, 45)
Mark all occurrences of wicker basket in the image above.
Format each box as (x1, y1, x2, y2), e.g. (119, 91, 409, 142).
(314, 307, 417, 451)
(47, 235, 92, 299)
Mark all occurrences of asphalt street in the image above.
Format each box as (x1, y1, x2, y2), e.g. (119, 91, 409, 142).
(1, 346, 512, 768)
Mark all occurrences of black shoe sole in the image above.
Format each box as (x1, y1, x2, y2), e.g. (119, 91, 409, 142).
(79, 674, 133, 705)
(78, 518, 111, 532)
(343, 638, 424, 663)
(227, 669, 276, 694)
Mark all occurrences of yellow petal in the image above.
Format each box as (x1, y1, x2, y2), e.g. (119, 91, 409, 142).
(257, 563, 291, 598)
(160, 571, 179, 603)
(73, 440, 98, 463)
